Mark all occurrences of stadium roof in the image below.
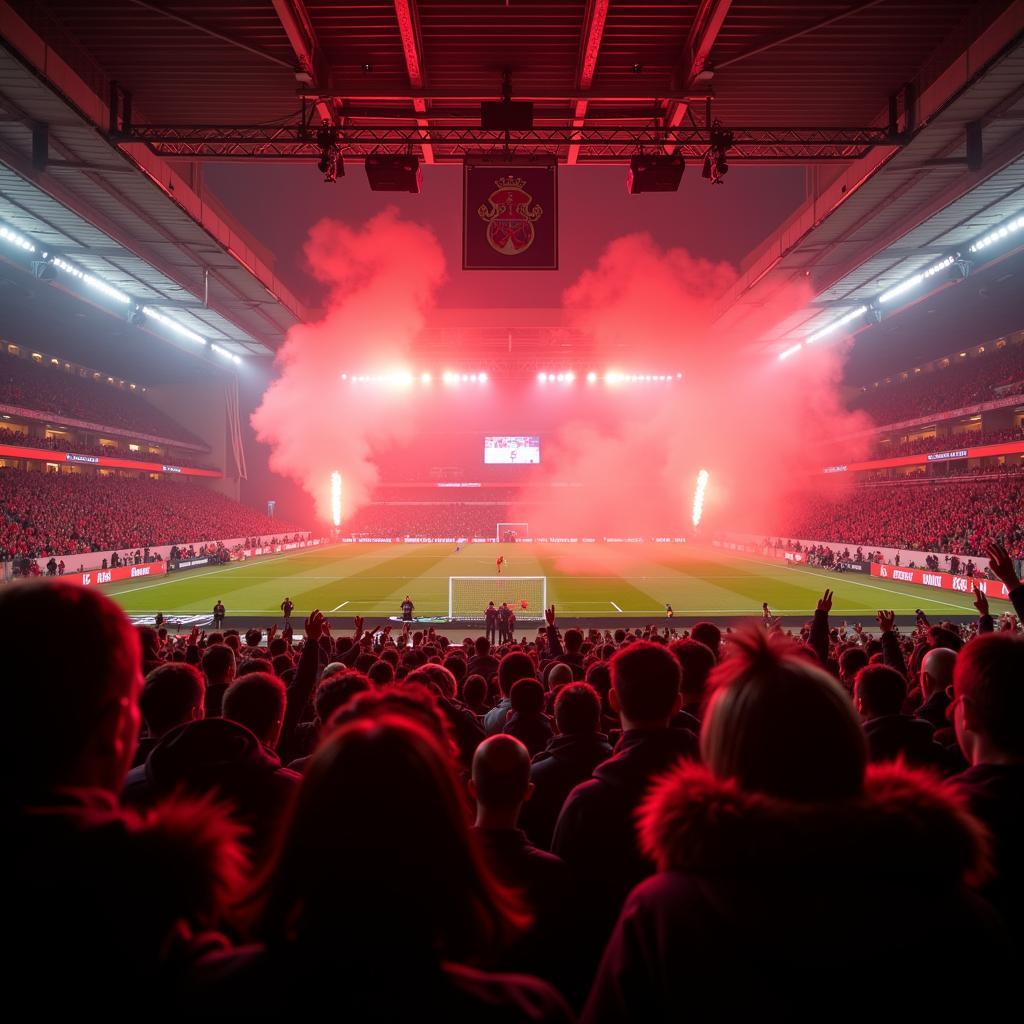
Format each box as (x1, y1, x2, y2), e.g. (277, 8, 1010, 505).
(3, 1, 1010, 164)
(716, 2, 1024, 358)
(0, 2, 312, 359)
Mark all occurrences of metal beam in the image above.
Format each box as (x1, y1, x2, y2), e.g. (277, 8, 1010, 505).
(568, 0, 610, 166)
(271, 0, 334, 123)
(393, 1, 434, 163)
(120, 123, 889, 164)
(663, 0, 733, 148)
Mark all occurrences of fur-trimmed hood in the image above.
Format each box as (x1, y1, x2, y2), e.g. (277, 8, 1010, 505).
(637, 762, 991, 888)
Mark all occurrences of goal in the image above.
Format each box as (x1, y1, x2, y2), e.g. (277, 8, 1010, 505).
(496, 522, 529, 542)
(448, 576, 547, 621)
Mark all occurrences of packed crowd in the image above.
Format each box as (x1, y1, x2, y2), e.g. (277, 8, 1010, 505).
(0, 467, 298, 560)
(868, 424, 1024, 460)
(0, 354, 202, 445)
(770, 539, 997, 578)
(851, 341, 1024, 426)
(0, 424, 210, 468)
(9, 541, 1023, 1017)
(344, 503, 526, 538)
(778, 477, 1024, 559)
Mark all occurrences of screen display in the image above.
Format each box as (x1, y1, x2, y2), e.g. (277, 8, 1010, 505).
(484, 436, 540, 464)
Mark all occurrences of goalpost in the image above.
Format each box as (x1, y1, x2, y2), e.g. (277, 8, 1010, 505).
(449, 576, 547, 621)
(496, 522, 530, 542)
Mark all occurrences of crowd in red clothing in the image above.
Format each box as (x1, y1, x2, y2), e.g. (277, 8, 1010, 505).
(0, 353, 202, 444)
(0, 425, 212, 469)
(778, 477, 1024, 558)
(0, 467, 297, 560)
(344, 503, 526, 538)
(8, 553, 1023, 1017)
(868, 424, 1024, 460)
(851, 342, 1024, 426)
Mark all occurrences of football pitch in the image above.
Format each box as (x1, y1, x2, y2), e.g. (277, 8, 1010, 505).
(104, 542, 986, 629)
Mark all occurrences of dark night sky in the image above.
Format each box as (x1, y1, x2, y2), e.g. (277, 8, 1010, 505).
(203, 161, 807, 309)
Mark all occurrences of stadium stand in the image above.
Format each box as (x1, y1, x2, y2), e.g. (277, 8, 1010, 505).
(0, 350, 204, 445)
(0, 466, 296, 560)
(0, 425, 214, 469)
(851, 340, 1024, 426)
(774, 477, 1024, 559)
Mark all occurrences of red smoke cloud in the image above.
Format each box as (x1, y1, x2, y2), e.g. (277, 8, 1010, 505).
(510, 232, 871, 541)
(251, 209, 446, 521)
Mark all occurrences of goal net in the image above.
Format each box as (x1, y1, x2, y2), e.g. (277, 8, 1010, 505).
(496, 522, 529, 542)
(449, 576, 547, 621)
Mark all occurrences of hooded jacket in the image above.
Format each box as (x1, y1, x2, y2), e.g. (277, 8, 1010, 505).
(11, 787, 246, 1012)
(123, 718, 299, 858)
(551, 727, 698, 956)
(583, 761, 1009, 1023)
(520, 733, 613, 851)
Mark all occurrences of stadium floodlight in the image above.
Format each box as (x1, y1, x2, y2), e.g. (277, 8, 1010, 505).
(0, 224, 36, 252)
(969, 214, 1024, 253)
(878, 256, 957, 304)
(211, 343, 242, 365)
(779, 343, 802, 361)
(692, 469, 709, 528)
(141, 306, 208, 346)
(449, 576, 547, 622)
(478, 371, 488, 383)
(330, 471, 342, 526)
(586, 371, 598, 383)
(805, 305, 868, 345)
(538, 372, 548, 383)
(565, 371, 576, 383)
(420, 371, 432, 384)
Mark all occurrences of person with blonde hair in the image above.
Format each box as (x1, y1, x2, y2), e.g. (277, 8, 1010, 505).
(584, 627, 1008, 1022)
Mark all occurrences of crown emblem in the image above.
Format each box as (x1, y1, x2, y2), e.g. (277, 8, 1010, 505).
(495, 175, 526, 189)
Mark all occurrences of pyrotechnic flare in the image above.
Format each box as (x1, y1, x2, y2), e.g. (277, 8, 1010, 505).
(692, 469, 709, 529)
(331, 471, 342, 527)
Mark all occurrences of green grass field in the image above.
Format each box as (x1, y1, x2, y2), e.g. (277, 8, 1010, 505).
(104, 542, 986, 626)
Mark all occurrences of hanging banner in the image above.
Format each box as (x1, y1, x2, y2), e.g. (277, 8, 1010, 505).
(463, 157, 558, 270)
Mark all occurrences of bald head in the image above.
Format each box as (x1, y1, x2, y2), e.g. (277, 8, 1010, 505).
(471, 734, 532, 810)
(921, 647, 956, 698)
(548, 662, 574, 688)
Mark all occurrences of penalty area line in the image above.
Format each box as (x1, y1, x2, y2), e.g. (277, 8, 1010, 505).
(330, 600, 350, 612)
(610, 601, 624, 612)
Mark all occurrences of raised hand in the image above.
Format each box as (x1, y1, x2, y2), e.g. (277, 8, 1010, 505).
(267, 623, 277, 644)
(353, 615, 364, 638)
(545, 605, 556, 626)
(816, 589, 833, 614)
(304, 609, 326, 641)
(876, 610, 895, 634)
(972, 586, 989, 617)
(187, 625, 200, 646)
(985, 541, 1020, 589)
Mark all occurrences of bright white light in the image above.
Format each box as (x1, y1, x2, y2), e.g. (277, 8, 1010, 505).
(779, 343, 802, 361)
(478, 371, 488, 383)
(0, 225, 36, 252)
(211, 343, 242, 365)
(538, 372, 547, 383)
(141, 306, 207, 346)
(692, 469, 709, 529)
(805, 305, 868, 345)
(330, 471, 342, 527)
(878, 256, 955, 304)
(586, 371, 597, 383)
(420, 372, 431, 384)
(969, 215, 1024, 253)
(565, 371, 576, 383)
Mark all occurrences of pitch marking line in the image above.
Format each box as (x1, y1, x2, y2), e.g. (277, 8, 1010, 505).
(784, 563, 973, 612)
(330, 600, 350, 612)
(103, 552, 298, 596)
(610, 601, 624, 612)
